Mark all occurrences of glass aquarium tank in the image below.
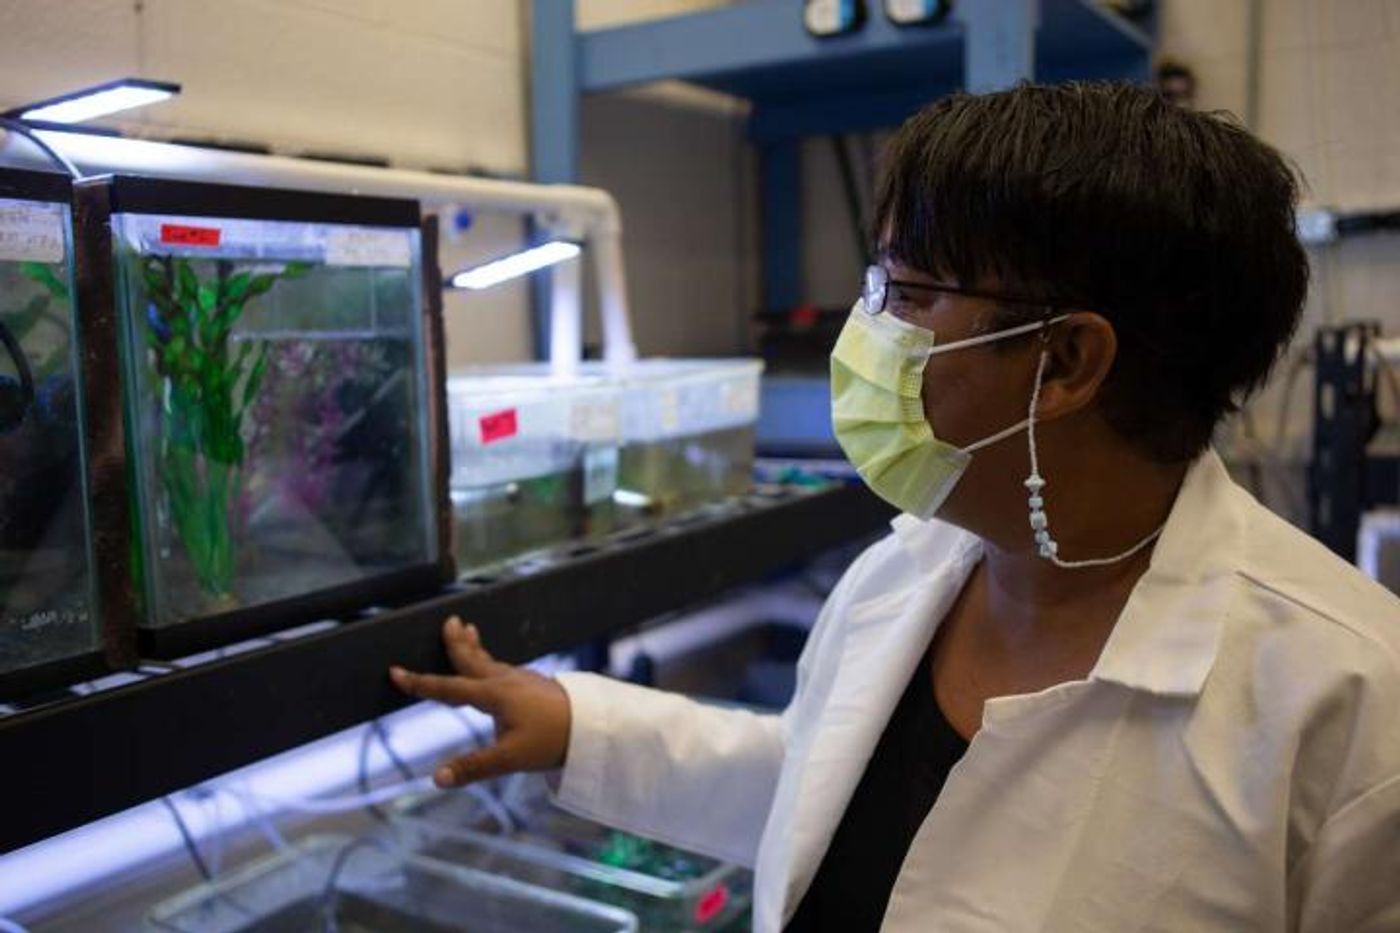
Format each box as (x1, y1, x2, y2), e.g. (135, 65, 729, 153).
(86, 176, 447, 656)
(148, 834, 639, 933)
(394, 775, 753, 931)
(447, 371, 622, 573)
(0, 169, 105, 699)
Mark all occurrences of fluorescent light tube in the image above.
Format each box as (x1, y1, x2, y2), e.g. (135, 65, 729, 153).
(450, 240, 581, 290)
(17, 79, 180, 125)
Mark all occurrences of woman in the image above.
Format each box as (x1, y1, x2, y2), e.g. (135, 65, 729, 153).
(391, 83, 1400, 932)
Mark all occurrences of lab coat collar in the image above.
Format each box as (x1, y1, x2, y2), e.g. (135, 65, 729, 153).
(888, 449, 1241, 699)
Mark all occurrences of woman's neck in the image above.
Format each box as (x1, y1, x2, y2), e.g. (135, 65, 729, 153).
(976, 452, 1188, 645)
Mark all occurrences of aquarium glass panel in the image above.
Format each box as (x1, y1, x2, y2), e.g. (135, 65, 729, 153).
(0, 192, 101, 686)
(111, 210, 436, 629)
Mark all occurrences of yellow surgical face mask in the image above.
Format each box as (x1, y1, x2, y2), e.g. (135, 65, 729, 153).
(830, 299, 1059, 519)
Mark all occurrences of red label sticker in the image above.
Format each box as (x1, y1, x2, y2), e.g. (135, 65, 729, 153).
(695, 884, 730, 925)
(479, 409, 518, 444)
(160, 223, 222, 247)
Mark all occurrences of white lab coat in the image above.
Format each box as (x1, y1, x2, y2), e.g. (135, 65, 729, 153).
(554, 452, 1400, 931)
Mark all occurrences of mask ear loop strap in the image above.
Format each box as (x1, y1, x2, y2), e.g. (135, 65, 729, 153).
(1024, 315, 1166, 569)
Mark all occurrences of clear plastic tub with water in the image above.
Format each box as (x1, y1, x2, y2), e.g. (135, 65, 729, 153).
(447, 372, 622, 572)
(393, 775, 752, 931)
(606, 359, 762, 517)
(147, 834, 639, 933)
(469, 359, 763, 521)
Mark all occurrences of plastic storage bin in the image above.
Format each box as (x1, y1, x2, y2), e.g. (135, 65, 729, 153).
(394, 775, 753, 931)
(447, 371, 622, 572)
(608, 359, 763, 517)
(148, 834, 639, 932)
(0, 169, 108, 699)
(474, 359, 764, 520)
(78, 176, 448, 656)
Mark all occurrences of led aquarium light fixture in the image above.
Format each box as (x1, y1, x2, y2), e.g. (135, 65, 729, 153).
(7, 78, 181, 125)
(449, 239, 581, 290)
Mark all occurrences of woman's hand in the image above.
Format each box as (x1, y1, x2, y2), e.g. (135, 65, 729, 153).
(389, 616, 571, 789)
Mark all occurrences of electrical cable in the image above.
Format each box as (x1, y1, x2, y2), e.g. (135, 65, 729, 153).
(160, 796, 214, 883)
(372, 720, 413, 781)
(219, 782, 290, 852)
(830, 134, 872, 268)
(318, 834, 402, 930)
(356, 719, 413, 821)
(160, 796, 255, 918)
(0, 117, 81, 179)
(356, 724, 389, 822)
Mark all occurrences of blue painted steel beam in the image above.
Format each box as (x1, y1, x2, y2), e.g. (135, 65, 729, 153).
(578, 0, 1150, 100)
(580, 0, 960, 95)
(529, 0, 579, 360)
(760, 140, 802, 313)
(748, 82, 959, 144)
(531, 0, 579, 183)
(958, 0, 1037, 93)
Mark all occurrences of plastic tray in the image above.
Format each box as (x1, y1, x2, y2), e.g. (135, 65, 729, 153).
(393, 775, 752, 932)
(147, 833, 638, 933)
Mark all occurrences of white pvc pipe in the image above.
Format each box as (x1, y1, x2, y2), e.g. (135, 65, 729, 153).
(0, 129, 635, 365)
(548, 257, 584, 378)
(591, 226, 638, 368)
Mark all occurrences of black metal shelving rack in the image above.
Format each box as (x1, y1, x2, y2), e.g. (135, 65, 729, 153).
(0, 483, 892, 856)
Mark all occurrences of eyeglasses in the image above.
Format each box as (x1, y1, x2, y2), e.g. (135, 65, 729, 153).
(861, 264, 1060, 319)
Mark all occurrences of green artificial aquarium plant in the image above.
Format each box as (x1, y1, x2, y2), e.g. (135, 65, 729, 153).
(139, 255, 310, 600)
(7, 261, 73, 379)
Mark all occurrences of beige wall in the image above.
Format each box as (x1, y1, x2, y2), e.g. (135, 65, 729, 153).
(579, 86, 757, 357)
(0, 0, 526, 171)
(1158, 0, 1400, 521)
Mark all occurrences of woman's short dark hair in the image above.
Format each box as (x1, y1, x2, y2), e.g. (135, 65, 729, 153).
(876, 81, 1309, 463)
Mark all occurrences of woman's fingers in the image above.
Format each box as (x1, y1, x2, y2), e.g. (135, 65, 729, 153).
(442, 616, 506, 678)
(389, 665, 497, 711)
(433, 743, 514, 788)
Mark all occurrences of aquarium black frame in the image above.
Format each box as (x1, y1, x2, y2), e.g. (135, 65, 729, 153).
(74, 175, 453, 660)
(0, 482, 894, 855)
(0, 166, 73, 203)
(0, 167, 128, 701)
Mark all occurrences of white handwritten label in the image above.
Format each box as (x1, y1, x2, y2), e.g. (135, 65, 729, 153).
(571, 399, 620, 443)
(658, 388, 681, 434)
(324, 228, 413, 268)
(0, 201, 65, 264)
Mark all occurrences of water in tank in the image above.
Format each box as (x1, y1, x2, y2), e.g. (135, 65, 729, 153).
(0, 169, 102, 696)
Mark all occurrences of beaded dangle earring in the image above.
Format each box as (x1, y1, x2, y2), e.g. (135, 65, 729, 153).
(1022, 323, 1165, 569)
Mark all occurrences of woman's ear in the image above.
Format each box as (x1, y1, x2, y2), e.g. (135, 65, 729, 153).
(1034, 311, 1117, 421)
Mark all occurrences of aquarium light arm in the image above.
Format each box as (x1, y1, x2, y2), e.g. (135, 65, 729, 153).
(3, 78, 181, 125)
(0, 118, 81, 179)
(448, 240, 582, 290)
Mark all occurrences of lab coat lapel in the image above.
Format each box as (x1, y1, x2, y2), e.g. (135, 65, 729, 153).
(776, 532, 981, 925)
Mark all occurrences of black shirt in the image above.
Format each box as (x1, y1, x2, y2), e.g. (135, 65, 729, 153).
(784, 652, 970, 932)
